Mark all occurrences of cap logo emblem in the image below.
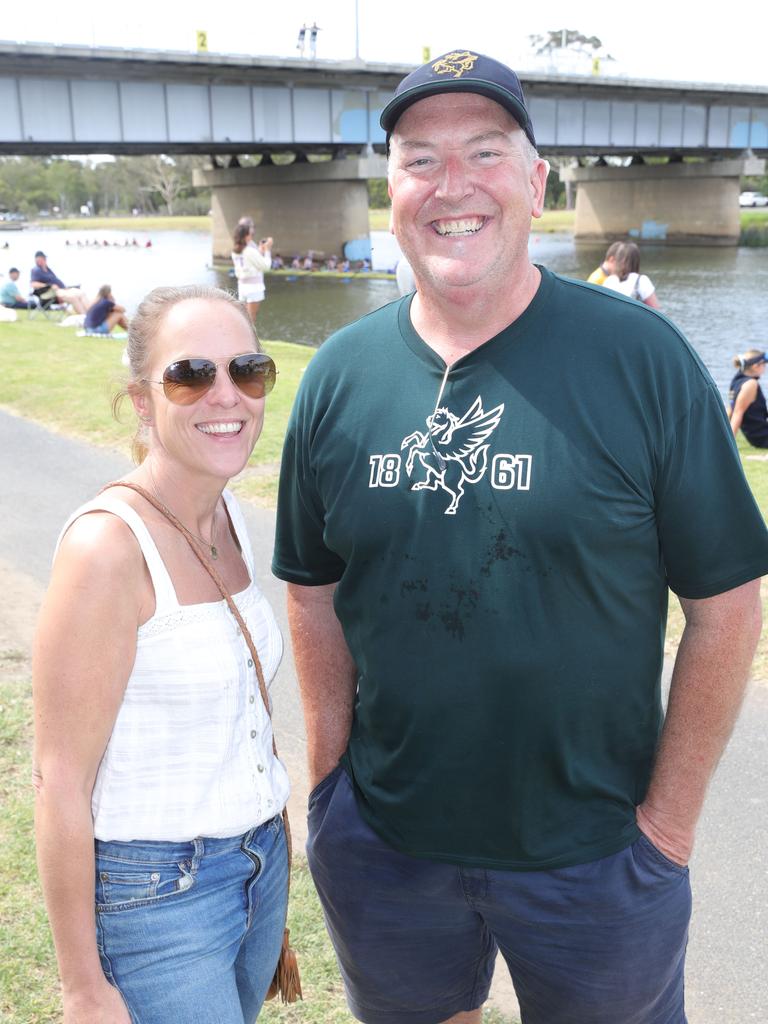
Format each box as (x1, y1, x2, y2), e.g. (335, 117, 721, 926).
(431, 51, 479, 79)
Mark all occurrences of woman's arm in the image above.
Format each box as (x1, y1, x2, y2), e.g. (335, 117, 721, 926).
(643, 290, 660, 308)
(244, 242, 272, 275)
(33, 513, 145, 1022)
(729, 378, 758, 436)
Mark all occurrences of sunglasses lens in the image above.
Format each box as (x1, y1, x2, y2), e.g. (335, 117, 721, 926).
(229, 354, 277, 398)
(162, 359, 216, 405)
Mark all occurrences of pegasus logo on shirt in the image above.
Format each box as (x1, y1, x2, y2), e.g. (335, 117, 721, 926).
(368, 397, 533, 512)
(401, 397, 503, 514)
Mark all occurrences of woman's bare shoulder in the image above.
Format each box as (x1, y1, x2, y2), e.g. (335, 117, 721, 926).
(56, 506, 146, 581)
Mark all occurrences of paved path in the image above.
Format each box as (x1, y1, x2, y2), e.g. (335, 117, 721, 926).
(2, 409, 766, 1023)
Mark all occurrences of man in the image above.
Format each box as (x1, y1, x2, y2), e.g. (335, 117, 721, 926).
(587, 240, 621, 284)
(1, 267, 31, 308)
(30, 250, 89, 314)
(273, 50, 768, 1024)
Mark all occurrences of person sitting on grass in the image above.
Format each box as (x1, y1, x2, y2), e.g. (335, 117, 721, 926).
(729, 348, 768, 448)
(1, 267, 32, 309)
(85, 284, 129, 335)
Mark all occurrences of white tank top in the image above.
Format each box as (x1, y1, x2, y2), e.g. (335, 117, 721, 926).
(56, 490, 289, 842)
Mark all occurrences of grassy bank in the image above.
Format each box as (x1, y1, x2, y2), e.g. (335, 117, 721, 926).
(32, 208, 576, 236)
(25, 207, 765, 244)
(29, 215, 212, 233)
(739, 208, 768, 246)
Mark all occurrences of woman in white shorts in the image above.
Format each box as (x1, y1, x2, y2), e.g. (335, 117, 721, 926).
(232, 218, 273, 323)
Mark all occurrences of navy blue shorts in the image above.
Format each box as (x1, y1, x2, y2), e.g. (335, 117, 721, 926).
(307, 765, 691, 1024)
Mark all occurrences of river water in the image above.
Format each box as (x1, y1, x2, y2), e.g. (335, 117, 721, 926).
(2, 226, 766, 395)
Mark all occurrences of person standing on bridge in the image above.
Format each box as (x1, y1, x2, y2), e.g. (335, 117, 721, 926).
(232, 218, 273, 324)
(273, 49, 768, 1024)
(33, 285, 295, 1024)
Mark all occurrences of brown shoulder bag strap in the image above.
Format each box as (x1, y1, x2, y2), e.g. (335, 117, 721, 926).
(100, 480, 302, 1002)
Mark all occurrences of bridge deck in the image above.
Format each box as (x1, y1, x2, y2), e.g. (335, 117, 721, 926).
(1, 43, 767, 156)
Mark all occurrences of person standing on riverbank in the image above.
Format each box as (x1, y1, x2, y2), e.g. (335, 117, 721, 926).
(33, 285, 291, 1023)
(729, 348, 768, 447)
(232, 218, 272, 324)
(603, 241, 660, 307)
(587, 241, 621, 285)
(274, 48, 768, 1024)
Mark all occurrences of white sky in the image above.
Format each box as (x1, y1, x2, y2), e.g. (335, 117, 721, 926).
(6, 0, 768, 88)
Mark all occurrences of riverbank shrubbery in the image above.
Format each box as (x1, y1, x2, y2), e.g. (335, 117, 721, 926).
(739, 209, 768, 247)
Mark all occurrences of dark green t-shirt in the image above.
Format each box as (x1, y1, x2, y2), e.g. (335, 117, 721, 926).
(273, 267, 768, 870)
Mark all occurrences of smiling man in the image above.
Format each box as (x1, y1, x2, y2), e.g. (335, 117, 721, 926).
(273, 51, 768, 1024)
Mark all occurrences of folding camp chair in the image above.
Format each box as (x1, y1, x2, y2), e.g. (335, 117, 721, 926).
(27, 289, 69, 321)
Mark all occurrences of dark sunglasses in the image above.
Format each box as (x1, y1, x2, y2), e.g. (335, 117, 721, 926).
(144, 353, 277, 405)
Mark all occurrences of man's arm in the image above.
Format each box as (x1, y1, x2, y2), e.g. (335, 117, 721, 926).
(287, 582, 358, 788)
(636, 578, 762, 864)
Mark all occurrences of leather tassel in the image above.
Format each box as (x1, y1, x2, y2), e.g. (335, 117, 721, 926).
(266, 928, 303, 1003)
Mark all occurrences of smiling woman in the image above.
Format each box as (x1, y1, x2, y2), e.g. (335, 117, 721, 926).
(32, 284, 296, 1023)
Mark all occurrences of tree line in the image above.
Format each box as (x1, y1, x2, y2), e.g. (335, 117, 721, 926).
(0, 156, 212, 218)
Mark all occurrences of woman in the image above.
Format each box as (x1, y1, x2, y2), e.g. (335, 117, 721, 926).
(586, 240, 621, 286)
(729, 348, 768, 447)
(603, 241, 660, 308)
(232, 218, 273, 324)
(84, 284, 129, 335)
(33, 285, 289, 1023)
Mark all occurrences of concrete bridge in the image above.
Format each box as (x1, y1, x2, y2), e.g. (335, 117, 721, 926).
(2, 42, 766, 249)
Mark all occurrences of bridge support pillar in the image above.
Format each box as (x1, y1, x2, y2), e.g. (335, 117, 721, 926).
(194, 156, 388, 261)
(559, 156, 765, 246)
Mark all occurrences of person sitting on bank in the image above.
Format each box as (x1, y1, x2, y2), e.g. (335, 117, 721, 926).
(30, 251, 89, 314)
(587, 241, 621, 285)
(729, 349, 768, 448)
(84, 284, 129, 335)
(1, 267, 32, 309)
(602, 242, 660, 308)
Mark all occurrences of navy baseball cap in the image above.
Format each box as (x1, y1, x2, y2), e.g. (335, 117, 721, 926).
(744, 352, 768, 367)
(380, 50, 536, 149)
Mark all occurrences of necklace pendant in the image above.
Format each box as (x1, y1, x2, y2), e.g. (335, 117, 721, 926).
(210, 545, 219, 560)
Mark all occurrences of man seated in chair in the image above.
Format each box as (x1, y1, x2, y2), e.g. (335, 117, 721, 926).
(30, 251, 89, 314)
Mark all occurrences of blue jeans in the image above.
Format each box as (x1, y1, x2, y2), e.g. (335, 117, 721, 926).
(95, 816, 288, 1024)
(308, 766, 691, 1024)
